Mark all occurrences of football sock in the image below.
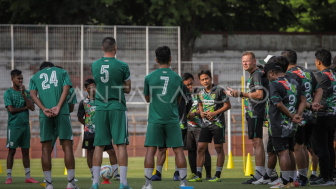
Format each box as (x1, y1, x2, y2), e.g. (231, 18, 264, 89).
(215, 167, 222, 178)
(156, 166, 163, 174)
(255, 166, 265, 179)
(298, 169, 308, 182)
(175, 165, 179, 172)
(25, 168, 31, 179)
(179, 168, 187, 185)
(90, 168, 93, 178)
(92, 166, 100, 185)
(43, 171, 52, 186)
(120, 166, 128, 186)
(67, 169, 76, 185)
(145, 168, 153, 186)
(293, 170, 297, 181)
(112, 164, 119, 176)
(289, 171, 294, 182)
(312, 171, 317, 176)
(265, 168, 274, 178)
(196, 167, 203, 178)
(7, 169, 12, 179)
(281, 171, 290, 185)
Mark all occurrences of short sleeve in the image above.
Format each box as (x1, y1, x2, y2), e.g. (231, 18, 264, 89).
(29, 77, 37, 91)
(311, 73, 320, 91)
(219, 87, 229, 103)
(319, 74, 330, 91)
(77, 100, 85, 118)
(67, 88, 77, 104)
(4, 90, 12, 107)
(253, 73, 263, 90)
(62, 70, 73, 87)
(143, 76, 149, 96)
(269, 82, 283, 106)
(123, 63, 131, 82)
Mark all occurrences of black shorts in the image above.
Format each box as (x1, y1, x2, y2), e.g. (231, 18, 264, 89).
(185, 128, 201, 150)
(82, 132, 114, 151)
(267, 135, 274, 153)
(295, 126, 305, 145)
(247, 117, 263, 139)
(272, 137, 294, 153)
(198, 125, 225, 144)
(304, 123, 314, 147)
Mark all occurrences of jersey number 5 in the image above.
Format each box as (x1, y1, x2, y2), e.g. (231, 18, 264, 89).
(40, 71, 58, 90)
(160, 76, 169, 95)
(100, 65, 109, 83)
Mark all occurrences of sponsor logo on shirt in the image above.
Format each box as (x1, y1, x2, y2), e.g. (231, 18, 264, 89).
(202, 100, 214, 105)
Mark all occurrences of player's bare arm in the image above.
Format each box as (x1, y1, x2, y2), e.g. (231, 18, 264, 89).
(6, 105, 28, 114)
(276, 101, 301, 124)
(225, 87, 263, 100)
(51, 85, 70, 116)
(20, 84, 35, 111)
(124, 79, 131, 94)
(310, 87, 323, 111)
(30, 90, 53, 118)
(145, 95, 150, 103)
(297, 95, 307, 116)
(206, 101, 231, 121)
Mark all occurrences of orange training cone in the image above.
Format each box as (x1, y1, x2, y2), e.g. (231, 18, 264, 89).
(244, 153, 253, 176)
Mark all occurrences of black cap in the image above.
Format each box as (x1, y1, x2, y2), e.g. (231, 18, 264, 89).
(262, 57, 286, 77)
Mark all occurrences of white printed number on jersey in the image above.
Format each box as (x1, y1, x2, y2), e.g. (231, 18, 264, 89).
(40, 71, 58, 90)
(160, 76, 169, 95)
(100, 65, 109, 83)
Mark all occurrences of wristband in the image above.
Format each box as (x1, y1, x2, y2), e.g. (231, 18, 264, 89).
(240, 92, 244, 98)
(310, 104, 312, 110)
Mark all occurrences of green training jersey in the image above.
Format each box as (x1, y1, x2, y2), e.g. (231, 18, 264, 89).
(29, 67, 72, 118)
(67, 87, 77, 105)
(4, 88, 31, 127)
(143, 68, 183, 124)
(91, 57, 130, 111)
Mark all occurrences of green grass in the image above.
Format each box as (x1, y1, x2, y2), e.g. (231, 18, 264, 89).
(0, 156, 333, 189)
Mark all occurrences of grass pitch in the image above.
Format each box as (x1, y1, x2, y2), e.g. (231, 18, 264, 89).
(0, 156, 333, 189)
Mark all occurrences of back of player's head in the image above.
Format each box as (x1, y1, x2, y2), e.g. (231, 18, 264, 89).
(11, 69, 22, 77)
(242, 51, 255, 59)
(40, 61, 54, 70)
(102, 37, 116, 52)
(182, 73, 194, 81)
(155, 46, 171, 64)
(198, 70, 212, 79)
(55, 65, 63, 69)
(263, 56, 288, 75)
(84, 78, 96, 88)
(281, 49, 297, 65)
(257, 64, 264, 70)
(315, 49, 331, 67)
(275, 56, 289, 72)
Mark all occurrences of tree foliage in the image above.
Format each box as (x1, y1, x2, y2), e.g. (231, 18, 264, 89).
(0, 0, 335, 60)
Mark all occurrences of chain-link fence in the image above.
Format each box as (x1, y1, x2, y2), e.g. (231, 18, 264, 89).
(0, 24, 181, 138)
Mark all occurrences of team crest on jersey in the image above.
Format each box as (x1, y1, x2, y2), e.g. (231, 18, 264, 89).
(104, 60, 109, 62)
(324, 71, 336, 81)
(211, 94, 216, 99)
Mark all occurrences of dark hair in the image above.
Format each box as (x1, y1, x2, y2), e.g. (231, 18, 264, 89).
(102, 37, 116, 52)
(155, 46, 171, 64)
(84, 78, 96, 88)
(11, 69, 22, 77)
(315, 49, 331, 67)
(40, 61, 54, 70)
(274, 56, 289, 73)
(182, 73, 194, 81)
(257, 64, 264, 70)
(281, 49, 297, 65)
(198, 70, 212, 79)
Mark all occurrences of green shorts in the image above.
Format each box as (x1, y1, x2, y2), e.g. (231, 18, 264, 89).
(39, 115, 73, 143)
(145, 122, 184, 148)
(94, 110, 129, 146)
(7, 124, 30, 149)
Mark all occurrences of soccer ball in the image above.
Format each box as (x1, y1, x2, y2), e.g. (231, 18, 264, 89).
(100, 165, 113, 180)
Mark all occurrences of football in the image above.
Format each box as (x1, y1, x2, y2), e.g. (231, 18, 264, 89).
(100, 165, 113, 180)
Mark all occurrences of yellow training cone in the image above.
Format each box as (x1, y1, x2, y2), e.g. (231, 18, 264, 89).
(64, 167, 67, 175)
(245, 153, 253, 176)
(227, 151, 234, 169)
(40, 183, 46, 187)
(0, 160, 2, 173)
